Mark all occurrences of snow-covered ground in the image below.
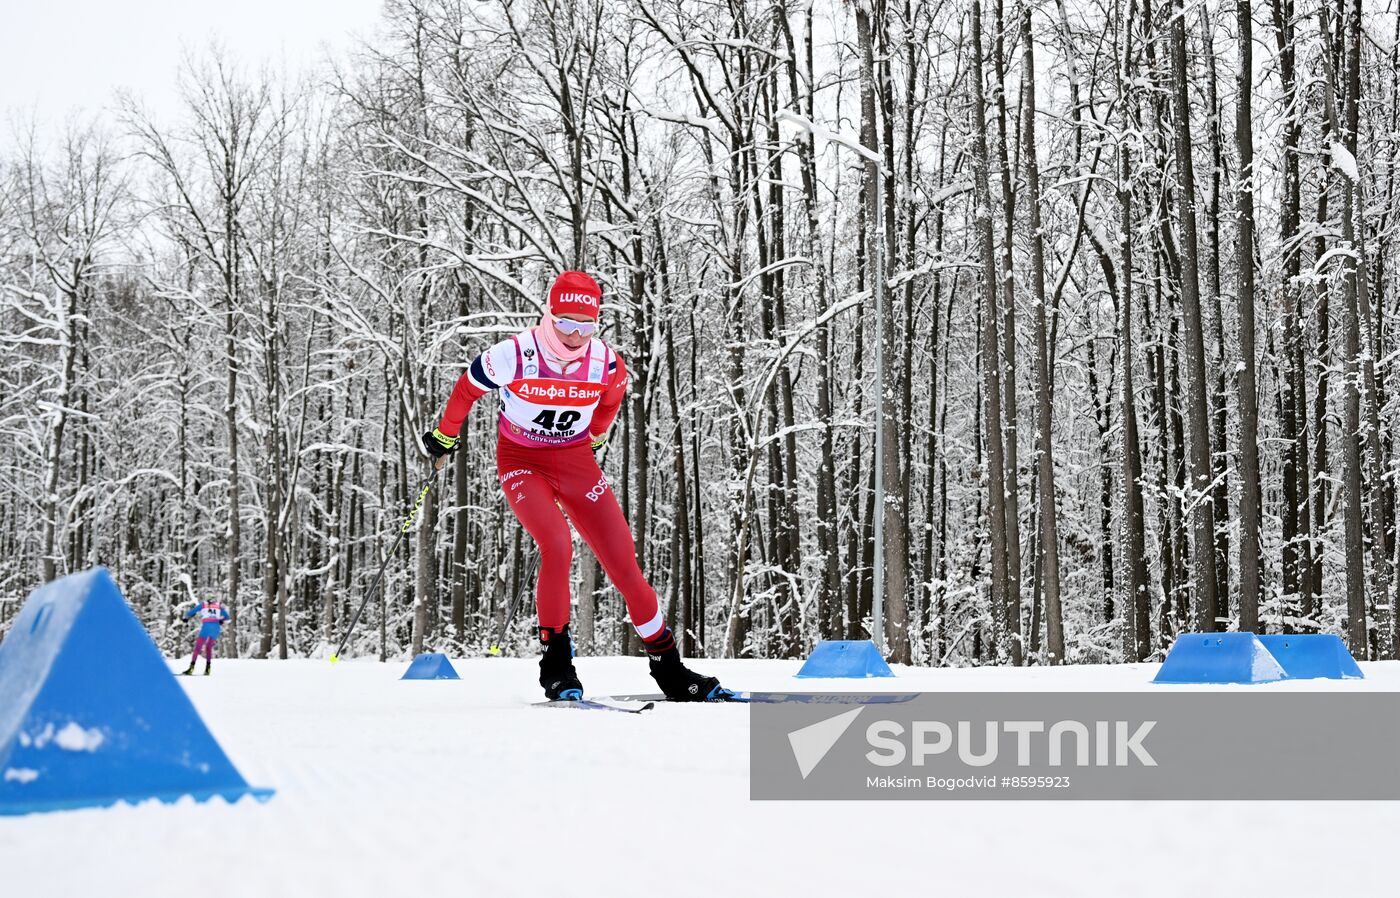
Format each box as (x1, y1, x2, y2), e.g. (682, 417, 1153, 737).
(4, 655, 1399, 897)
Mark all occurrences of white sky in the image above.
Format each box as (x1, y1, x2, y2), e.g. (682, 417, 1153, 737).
(1, 0, 386, 133)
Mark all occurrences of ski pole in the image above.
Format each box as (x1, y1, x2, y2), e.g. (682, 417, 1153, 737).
(487, 497, 560, 656)
(487, 552, 538, 656)
(330, 458, 443, 663)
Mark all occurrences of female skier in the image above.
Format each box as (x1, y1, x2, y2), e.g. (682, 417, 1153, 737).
(422, 271, 730, 702)
(181, 598, 230, 675)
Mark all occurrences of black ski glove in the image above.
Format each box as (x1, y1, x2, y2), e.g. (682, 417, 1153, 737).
(422, 428, 459, 459)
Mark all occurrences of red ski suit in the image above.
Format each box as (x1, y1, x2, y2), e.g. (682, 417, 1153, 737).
(436, 328, 665, 639)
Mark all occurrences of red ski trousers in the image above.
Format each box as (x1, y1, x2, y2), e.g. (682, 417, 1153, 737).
(496, 439, 664, 638)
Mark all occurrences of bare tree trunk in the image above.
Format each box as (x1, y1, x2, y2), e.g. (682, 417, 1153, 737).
(412, 478, 438, 655)
(665, 318, 693, 652)
(858, 2, 910, 664)
(1235, 0, 1261, 631)
(1198, 11, 1233, 611)
(1020, 7, 1063, 663)
(1317, 0, 1369, 655)
(991, 0, 1023, 665)
(261, 415, 283, 658)
(1351, 85, 1394, 657)
(40, 283, 79, 583)
(1169, 0, 1221, 631)
(970, 0, 1011, 661)
(1310, 182, 1332, 616)
(688, 307, 708, 654)
(1272, 0, 1313, 629)
(723, 114, 752, 657)
(577, 551, 598, 652)
(780, 4, 841, 643)
(1115, 0, 1151, 661)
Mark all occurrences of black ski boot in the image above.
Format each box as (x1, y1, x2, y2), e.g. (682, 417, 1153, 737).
(181, 664, 195, 676)
(203, 659, 212, 676)
(539, 625, 583, 701)
(645, 629, 732, 701)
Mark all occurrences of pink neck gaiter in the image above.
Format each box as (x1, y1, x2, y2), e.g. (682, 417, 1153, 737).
(535, 311, 590, 363)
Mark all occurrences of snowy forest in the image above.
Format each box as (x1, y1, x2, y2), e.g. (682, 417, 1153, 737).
(2, 0, 1397, 668)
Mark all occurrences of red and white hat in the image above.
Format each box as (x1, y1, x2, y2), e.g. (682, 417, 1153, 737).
(548, 271, 602, 320)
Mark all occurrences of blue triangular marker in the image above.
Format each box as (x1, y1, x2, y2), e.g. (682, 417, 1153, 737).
(795, 640, 894, 678)
(401, 652, 460, 680)
(1257, 634, 1364, 680)
(0, 568, 273, 815)
(1152, 632, 1288, 684)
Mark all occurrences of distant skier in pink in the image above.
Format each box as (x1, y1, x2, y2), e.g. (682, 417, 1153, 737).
(180, 599, 229, 676)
